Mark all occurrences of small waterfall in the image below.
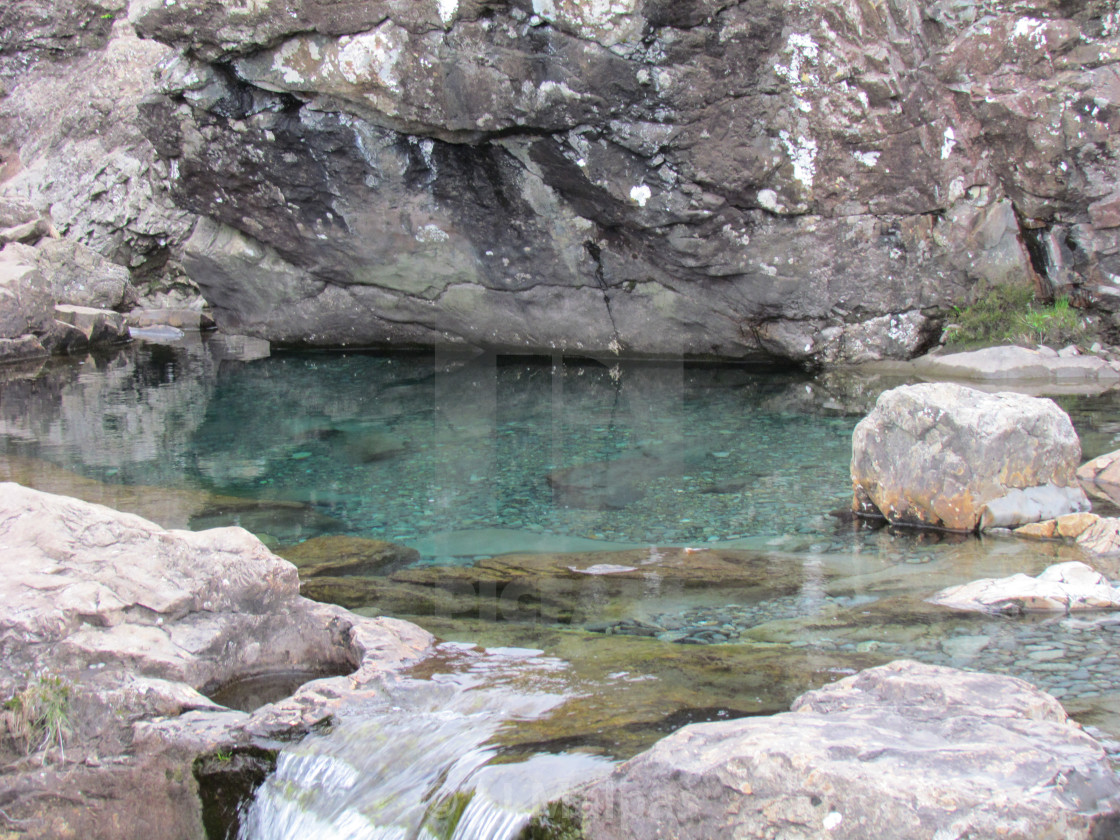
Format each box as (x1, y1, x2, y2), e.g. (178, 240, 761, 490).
(450, 796, 527, 840)
(238, 644, 613, 840)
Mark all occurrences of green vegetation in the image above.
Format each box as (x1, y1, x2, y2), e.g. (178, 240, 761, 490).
(520, 801, 584, 840)
(942, 284, 1084, 349)
(3, 672, 73, 760)
(422, 790, 474, 840)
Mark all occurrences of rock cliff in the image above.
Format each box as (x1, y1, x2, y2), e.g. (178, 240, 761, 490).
(128, 0, 1120, 362)
(1, 1, 1118, 363)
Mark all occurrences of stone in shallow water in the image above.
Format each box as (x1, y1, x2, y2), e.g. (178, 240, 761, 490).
(564, 660, 1120, 840)
(1078, 449, 1120, 507)
(1078, 518, 1120, 557)
(851, 382, 1088, 531)
(277, 534, 420, 577)
(929, 561, 1120, 614)
(913, 345, 1120, 393)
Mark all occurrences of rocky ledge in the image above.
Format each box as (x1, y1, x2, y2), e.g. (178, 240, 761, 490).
(0, 482, 433, 840)
(559, 660, 1120, 840)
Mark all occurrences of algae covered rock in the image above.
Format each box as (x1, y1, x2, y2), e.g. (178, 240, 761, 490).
(277, 534, 420, 577)
(851, 383, 1089, 531)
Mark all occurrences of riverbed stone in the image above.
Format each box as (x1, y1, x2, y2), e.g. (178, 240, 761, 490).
(1078, 518, 1120, 557)
(278, 534, 420, 578)
(1078, 449, 1120, 507)
(851, 383, 1088, 531)
(929, 561, 1120, 614)
(0, 482, 434, 838)
(567, 660, 1120, 840)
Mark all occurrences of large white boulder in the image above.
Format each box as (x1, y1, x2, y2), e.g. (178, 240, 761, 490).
(851, 382, 1089, 531)
(0, 483, 433, 838)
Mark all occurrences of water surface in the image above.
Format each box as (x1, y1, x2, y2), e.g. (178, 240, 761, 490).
(5, 338, 1120, 837)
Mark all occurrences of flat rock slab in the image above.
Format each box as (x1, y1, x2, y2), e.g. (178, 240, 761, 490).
(1014, 512, 1100, 540)
(913, 346, 1120, 395)
(929, 561, 1120, 614)
(851, 382, 1088, 531)
(392, 545, 821, 592)
(277, 534, 419, 577)
(570, 660, 1120, 840)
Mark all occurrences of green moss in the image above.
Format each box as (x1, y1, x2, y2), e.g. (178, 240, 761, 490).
(519, 801, 585, 840)
(422, 790, 475, 840)
(943, 284, 1084, 349)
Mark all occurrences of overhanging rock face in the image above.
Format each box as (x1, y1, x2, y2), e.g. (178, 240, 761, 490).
(134, 0, 1120, 362)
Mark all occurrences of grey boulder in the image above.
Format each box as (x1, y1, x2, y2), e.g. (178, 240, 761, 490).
(851, 383, 1089, 531)
(570, 660, 1120, 840)
(929, 561, 1120, 614)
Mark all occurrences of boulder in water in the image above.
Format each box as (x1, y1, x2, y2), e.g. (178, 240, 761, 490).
(912, 345, 1120, 394)
(928, 561, 1120, 614)
(1077, 449, 1120, 508)
(851, 383, 1089, 531)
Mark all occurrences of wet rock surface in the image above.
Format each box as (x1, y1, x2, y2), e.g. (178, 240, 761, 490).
(1079, 447, 1120, 508)
(929, 560, 1120, 614)
(568, 660, 1120, 840)
(852, 382, 1089, 531)
(131, 0, 1120, 361)
(277, 534, 420, 577)
(0, 482, 433, 840)
(913, 345, 1120, 394)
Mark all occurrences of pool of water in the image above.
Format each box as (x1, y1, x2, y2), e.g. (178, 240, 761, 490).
(6, 337, 1120, 837)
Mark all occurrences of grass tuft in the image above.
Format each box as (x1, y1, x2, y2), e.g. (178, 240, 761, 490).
(2, 672, 73, 761)
(942, 284, 1084, 349)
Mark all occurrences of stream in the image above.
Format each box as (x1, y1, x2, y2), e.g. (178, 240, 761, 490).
(4, 335, 1120, 837)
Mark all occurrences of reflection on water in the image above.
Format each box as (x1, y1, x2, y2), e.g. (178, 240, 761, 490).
(8, 339, 1120, 835)
(0, 340, 870, 550)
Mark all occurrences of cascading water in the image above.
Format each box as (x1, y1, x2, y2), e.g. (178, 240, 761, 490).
(238, 644, 613, 840)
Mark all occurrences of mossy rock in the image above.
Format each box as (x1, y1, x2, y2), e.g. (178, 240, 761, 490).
(277, 534, 420, 578)
(392, 546, 820, 593)
(521, 801, 585, 840)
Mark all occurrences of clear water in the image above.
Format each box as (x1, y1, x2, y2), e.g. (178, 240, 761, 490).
(7, 337, 1120, 838)
(0, 339, 868, 551)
